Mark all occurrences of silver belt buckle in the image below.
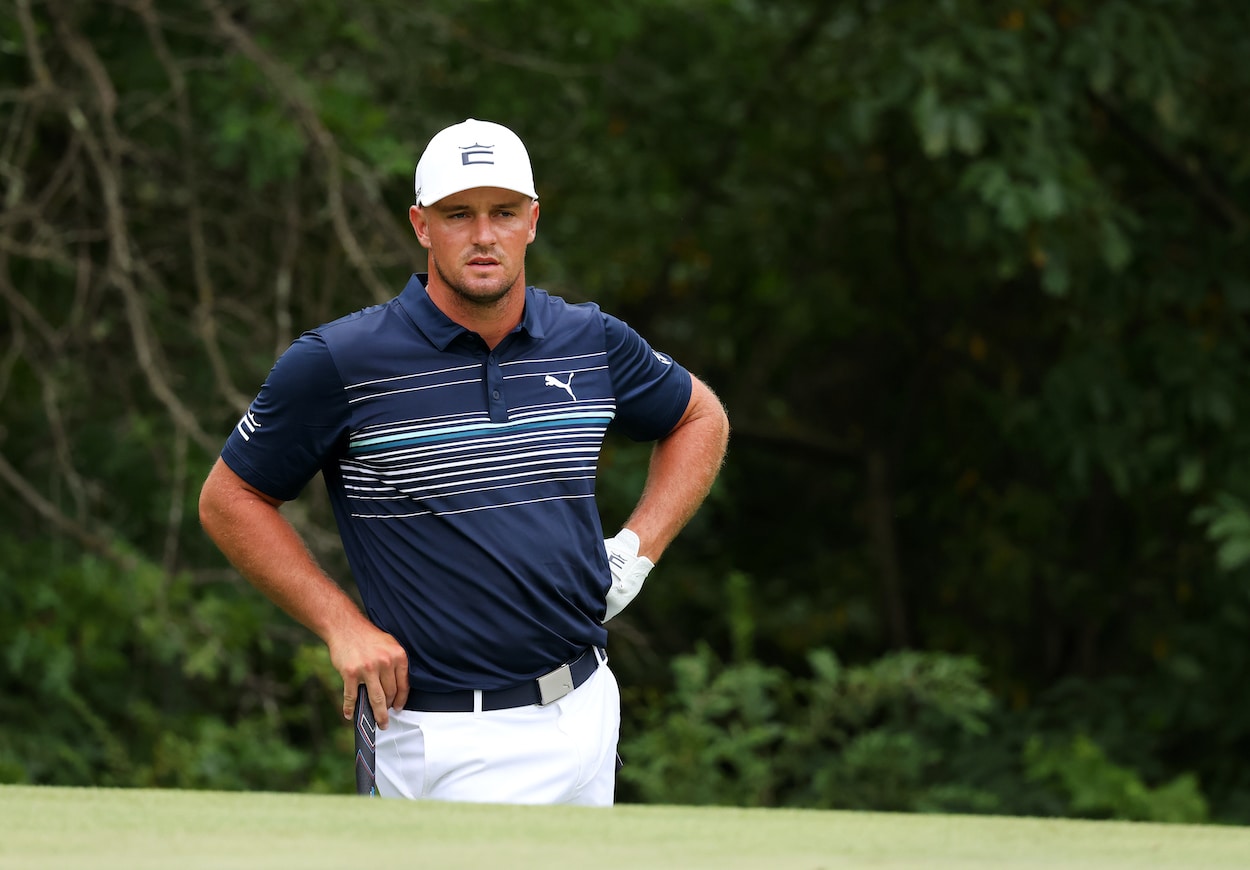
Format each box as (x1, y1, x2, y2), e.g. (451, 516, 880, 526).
(536, 663, 574, 705)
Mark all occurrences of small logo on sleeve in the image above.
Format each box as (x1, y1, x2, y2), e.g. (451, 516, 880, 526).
(235, 410, 262, 442)
(652, 351, 672, 366)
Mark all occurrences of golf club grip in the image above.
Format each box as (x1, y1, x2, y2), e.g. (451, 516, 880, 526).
(353, 685, 378, 796)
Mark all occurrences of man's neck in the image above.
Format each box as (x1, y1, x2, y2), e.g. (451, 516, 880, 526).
(425, 277, 526, 350)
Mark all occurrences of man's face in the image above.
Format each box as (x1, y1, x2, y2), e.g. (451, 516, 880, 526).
(410, 187, 539, 306)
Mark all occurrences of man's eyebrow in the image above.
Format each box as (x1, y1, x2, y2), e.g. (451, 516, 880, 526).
(432, 198, 527, 213)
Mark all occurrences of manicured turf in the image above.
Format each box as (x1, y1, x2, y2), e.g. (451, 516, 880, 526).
(1, 785, 1248, 869)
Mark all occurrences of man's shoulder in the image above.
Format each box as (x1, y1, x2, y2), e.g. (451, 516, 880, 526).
(308, 297, 405, 345)
(527, 285, 604, 327)
(316, 298, 396, 332)
(289, 299, 419, 387)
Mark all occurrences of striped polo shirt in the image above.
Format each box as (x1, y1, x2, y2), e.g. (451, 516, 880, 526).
(221, 274, 692, 691)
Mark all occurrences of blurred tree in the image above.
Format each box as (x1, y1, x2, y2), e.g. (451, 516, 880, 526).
(3, 0, 1250, 819)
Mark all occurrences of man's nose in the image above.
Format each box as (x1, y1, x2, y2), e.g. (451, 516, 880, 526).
(470, 214, 496, 244)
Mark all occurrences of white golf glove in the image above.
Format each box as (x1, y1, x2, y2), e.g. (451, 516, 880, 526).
(602, 528, 654, 622)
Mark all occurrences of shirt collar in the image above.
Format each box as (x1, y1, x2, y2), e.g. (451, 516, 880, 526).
(397, 274, 546, 349)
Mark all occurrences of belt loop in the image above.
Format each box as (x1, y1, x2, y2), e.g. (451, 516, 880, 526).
(473, 689, 483, 714)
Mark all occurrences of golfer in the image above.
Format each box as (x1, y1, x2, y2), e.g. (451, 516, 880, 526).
(199, 118, 729, 805)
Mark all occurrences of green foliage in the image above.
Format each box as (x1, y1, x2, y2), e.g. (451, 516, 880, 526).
(791, 649, 996, 812)
(620, 646, 787, 806)
(619, 638, 1220, 823)
(1024, 734, 1209, 824)
(1192, 494, 1250, 571)
(619, 643, 995, 812)
(0, 536, 350, 793)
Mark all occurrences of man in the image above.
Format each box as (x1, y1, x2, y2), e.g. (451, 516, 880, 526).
(198, 118, 729, 806)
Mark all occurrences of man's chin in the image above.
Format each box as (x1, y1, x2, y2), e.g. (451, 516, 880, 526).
(450, 279, 514, 306)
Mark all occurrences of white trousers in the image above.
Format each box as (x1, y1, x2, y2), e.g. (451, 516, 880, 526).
(375, 658, 621, 806)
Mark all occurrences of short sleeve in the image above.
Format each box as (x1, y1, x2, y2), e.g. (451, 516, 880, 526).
(220, 332, 350, 501)
(604, 313, 693, 442)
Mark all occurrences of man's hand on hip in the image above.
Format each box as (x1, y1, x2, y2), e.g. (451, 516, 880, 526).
(603, 528, 654, 622)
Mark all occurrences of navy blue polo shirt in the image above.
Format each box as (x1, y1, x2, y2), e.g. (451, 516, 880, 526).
(221, 274, 692, 692)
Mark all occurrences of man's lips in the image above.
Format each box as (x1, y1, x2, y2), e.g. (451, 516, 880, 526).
(467, 257, 499, 266)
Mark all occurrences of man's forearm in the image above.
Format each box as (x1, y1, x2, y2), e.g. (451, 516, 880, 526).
(624, 376, 729, 561)
(198, 459, 370, 644)
(199, 458, 410, 722)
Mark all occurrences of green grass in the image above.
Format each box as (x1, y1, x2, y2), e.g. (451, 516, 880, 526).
(2, 785, 1248, 869)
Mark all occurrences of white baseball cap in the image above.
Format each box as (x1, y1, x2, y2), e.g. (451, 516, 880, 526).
(413, 118, 538, 206)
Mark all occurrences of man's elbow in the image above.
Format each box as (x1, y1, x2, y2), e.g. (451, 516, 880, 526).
(198, 468, 226, 539)
(198, 458, 251, 540)
(695, 378, 730, 443)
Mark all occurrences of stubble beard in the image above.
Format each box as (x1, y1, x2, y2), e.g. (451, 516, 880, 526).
(433, 253, 523, 309)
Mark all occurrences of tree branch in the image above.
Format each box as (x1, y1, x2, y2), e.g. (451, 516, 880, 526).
(1088, 88, 1248, 235)
(0, 448, 137, 571)
(203, 0, 396, 305)
(134, 0, 252, 412)
(47, 0, 218, 453)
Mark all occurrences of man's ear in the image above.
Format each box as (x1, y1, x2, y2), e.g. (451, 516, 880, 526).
(527, 199, 540, 243)
(409, 205, 431, 249)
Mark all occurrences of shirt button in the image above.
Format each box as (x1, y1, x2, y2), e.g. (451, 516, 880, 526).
(492, 390, 501, 400)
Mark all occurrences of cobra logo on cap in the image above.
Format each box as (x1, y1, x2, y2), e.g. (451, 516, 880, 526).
(460, 143, 495, 166)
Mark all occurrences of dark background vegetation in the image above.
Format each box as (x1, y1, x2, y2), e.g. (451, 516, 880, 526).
(3, 0, 1250, 823)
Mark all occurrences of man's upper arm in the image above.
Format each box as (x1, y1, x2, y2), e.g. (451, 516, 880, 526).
(602, 313, 693, 442)
(667, 374, 725, 435)
(203, 456, 284, 508)
(220, 332, 350, 501)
